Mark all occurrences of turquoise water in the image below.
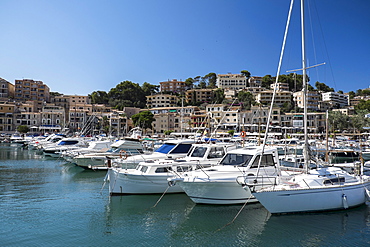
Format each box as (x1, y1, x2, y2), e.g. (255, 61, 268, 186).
(1, 143, 370, 246)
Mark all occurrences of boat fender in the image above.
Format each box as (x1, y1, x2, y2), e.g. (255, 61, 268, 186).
(342, 194, 349, 209)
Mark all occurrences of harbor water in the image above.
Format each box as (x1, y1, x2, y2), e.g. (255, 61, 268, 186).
(1, 143, 370, 247)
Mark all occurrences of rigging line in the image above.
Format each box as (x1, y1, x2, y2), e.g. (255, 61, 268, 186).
(312, 0, 337, 90)
(257, 0, 295, 178)
(307, 0, 320, 83)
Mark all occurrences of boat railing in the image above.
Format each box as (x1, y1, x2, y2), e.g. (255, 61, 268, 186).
(236, 175, 278, 191)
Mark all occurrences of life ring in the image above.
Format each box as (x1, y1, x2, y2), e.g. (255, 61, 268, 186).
(119, 150, 128, 159)
(241, 131, 246, 138)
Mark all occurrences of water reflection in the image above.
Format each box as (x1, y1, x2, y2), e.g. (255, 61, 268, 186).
(258, 204, 370, 246)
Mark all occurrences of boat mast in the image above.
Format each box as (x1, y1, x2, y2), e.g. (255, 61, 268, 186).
(301, 0, 310, 173)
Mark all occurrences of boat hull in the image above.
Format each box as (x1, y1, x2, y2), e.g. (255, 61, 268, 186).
(178, 180, 257, 204)
(108, 169, 184, 195)
(252, 182, 370, 214)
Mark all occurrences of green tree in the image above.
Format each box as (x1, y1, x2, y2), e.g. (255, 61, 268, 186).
(262, 75, 274, 88)
(50, 92, 63, 97)
(108, 81, 147, 109)
(203, 72, 217, 88)
(237, 91, 255, 110)
(349, 110, 370, 132)
(164, 130, 173, 136)
(241, 70, 251, 87)
(193, 76, 201, 88)
(227, 130, 235, 137)
(354, 100, 370, 113)
(17, 125, 29, 134)
(328, 111, 349, 132)
(348, 91, 355, 99)
(131, 111, 155, 130)
(214, 89, 225, 104)
(142, 82, 159, 95)
(89, 91, 109, 104)
(241, 70, 251, 78)
(315, 81, 334, 92)
(185, 78, 194, 89)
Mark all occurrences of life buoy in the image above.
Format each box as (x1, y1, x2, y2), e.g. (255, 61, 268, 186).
(241, 131, 246, 138)
(119, 150, 128, 159)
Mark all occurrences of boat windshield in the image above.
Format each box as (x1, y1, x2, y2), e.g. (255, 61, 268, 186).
(190, 147, 207, 157)
(220, 154, 253, 166)
(155, 143, 176, 154)
(58, 140, 79, 145)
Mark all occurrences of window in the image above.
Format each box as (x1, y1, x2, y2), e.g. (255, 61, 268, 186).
(155, 167, 171, 173)
(207, 147, 225, 159)
(250, 154, 275, 168)
(221, 154, 253, 166)
(190, 146, 207, 157)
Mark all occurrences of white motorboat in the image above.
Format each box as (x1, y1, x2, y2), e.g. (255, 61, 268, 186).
(73, 138, 144, 169)
(169, 146, 301, 204)
(109, 139, 196, 169)
(107, 142, 238, 195)
(61, 139, 113, 163)
(43, 137, 89, 157)
(29, 134, 66, 150)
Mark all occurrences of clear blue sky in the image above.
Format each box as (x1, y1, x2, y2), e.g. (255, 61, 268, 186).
(0, 0, 369, 95)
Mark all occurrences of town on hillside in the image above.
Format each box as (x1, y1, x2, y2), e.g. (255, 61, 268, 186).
(1, 74, 370, 139)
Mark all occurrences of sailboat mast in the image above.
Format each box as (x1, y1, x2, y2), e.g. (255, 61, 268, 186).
(301, 0, 310, 172)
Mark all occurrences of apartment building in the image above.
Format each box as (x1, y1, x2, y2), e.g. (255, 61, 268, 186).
(0, 102, 16, 132)
(293, 91, 320, 111)
(150, 106, 196, 133)
(0, 78, 15, 100)
(159, 79, 186, 94)
(248, 76, 263, 87)
(14, 79, 50, 102)
(255, 90, 292, 107)
(185, 88, 217, 104)
(271, 82, 289, 91)
(146, 94, 178, 108)
(322, 92, 348, 108)
(216, 73, 247, 91)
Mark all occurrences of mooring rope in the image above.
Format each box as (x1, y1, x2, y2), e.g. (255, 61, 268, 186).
(152, 185, 171, 208)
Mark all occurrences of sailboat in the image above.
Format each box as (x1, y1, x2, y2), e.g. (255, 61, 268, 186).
(238, 0, 370, 214)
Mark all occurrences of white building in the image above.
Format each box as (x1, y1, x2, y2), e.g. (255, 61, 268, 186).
(293, 91, 320, 111)
(217, 73, 247, 91)
(322, 92, 348, 108)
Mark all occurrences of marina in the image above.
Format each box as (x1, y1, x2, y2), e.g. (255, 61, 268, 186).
(1, 143, 370, 246)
